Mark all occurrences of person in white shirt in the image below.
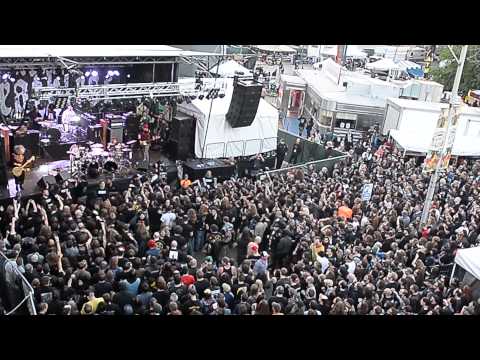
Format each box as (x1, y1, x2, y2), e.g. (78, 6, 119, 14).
(316, 252, 330, 274)
(160, 206, 176, 228)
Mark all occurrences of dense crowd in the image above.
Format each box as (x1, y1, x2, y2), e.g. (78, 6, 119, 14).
(1, 133, 480, 315)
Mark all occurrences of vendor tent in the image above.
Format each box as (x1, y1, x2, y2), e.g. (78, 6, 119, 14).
(254, 45, 296, 53)
(453, 246, 480, 299)
(209, 60, 253, 77)
(321, 45, 367, 59)
(455, 247, 480, 282)
(365, 58, 400, 72)
(177, 78, 278, 159)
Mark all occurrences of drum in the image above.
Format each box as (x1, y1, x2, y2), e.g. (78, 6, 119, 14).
(103, 160, 118, 173)
(47, 127, 62, 142)
(122, 148, 132, 160)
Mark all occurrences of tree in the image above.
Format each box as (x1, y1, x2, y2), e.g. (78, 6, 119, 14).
(430, 45, 480, 95)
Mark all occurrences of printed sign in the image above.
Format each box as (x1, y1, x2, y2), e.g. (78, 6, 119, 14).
(361, 183, 374, 202)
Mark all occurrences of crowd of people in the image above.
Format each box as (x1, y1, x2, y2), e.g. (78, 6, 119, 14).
(1, 127, 480, 315)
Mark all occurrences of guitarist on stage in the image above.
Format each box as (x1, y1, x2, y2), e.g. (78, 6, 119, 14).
(11, 145, 34, 193)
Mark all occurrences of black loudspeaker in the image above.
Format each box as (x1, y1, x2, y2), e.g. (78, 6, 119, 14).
(0, 137, 8, 187)
(168, 141, 192, 161)
(124, 114, 139, 141)
(226, 79, 262, 128)
(37, 175, 57, 189)
(55, 170, 70, 184)
(170, 114, 195, 143)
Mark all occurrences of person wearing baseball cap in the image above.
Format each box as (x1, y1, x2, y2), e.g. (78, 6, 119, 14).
(146, 239, 160, 257)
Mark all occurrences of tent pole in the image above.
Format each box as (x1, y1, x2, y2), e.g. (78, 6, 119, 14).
(450, 263, 457, 285)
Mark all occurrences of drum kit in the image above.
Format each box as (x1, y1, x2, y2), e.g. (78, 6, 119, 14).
(68, 141, 135, 179)
(39, 119, 87, 144)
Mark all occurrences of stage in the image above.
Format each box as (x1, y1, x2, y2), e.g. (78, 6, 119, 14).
(0, 147, 174, 205)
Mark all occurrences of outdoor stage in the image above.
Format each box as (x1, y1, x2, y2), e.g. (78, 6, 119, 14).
(0, 148, 174, 206)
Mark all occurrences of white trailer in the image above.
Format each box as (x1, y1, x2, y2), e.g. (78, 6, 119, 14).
(383, 97, 480, 156)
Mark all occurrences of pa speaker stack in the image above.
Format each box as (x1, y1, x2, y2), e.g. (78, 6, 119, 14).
(124, 114, 140, 142)
(169, 114, 195, 160)
(226, 79, 262, 128)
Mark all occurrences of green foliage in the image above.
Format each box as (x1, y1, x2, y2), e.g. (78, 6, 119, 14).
(430, 45, 480, 94)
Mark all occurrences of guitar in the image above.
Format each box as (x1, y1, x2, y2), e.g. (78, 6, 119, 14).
(12, 156, 36, 177)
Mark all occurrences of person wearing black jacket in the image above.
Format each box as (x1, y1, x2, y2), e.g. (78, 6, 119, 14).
(289, 139, 302, 164)
(276, 139, 288, 169)
(306, 118, 314, 138)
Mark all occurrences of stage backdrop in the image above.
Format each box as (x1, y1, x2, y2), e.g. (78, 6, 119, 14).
(0, 70, 34, 118)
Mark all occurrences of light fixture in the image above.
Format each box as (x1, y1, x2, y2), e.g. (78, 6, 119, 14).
(85, 71, 91, 77)
(126, 74, 131, 78)
(113, 70, 120, 76)
(198, 94, 204, 100)
(91, 71, 98, 77)
(10, 77, 15, 82)
(107, 70, 114, 77)
(2, 74, 8, 80)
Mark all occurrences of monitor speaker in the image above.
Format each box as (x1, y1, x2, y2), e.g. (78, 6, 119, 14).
(226, 79, 262, 128)
(55, 170, 70, 184)
(37, 175, 57, 189)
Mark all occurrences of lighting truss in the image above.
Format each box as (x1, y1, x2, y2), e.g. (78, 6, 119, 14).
(33, 80, 223, 101)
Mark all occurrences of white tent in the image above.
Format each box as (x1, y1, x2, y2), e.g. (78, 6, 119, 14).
(455, 247, 480, 281)
(255, 45, 296, 53)
(177, 78, 278, 159)
(0, 45, 217, 58)
(365, 58, 400, 72)
(209, 60, 253, 77)
(397, 60, 422, 71)
(321, 45, 367, 59)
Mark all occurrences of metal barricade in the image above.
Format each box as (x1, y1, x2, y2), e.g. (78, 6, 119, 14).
(0, 250, 36, 315)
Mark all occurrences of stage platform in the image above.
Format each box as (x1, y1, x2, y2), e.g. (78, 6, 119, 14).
(0, 148, 174, 205)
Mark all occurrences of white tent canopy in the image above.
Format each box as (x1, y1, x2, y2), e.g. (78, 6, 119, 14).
(209, 60, 252, 77)
(254, 45, 296, 53)
(390, 129, 480, 156)
(455, 247, 480, 281)
(397, 60, 422, 71)
(177, 78, 278, 159)
(321, 45, 367, 59)
(0, 45, 218, 58)
(365, 58, 400, 72)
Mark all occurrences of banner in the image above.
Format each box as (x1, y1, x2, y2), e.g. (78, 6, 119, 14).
(424, 107, 459, 172)
(0, 74, 33, 118)
(361, 183, 374, 202)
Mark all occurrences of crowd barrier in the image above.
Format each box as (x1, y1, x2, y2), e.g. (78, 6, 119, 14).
(0, 250, 36, 315)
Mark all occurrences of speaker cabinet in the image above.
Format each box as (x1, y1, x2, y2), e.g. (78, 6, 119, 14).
(55, 170, 70, 184)
(226, 79, 262, 128)
(170, 114, 195, 143)
(37, 175, 57, 189)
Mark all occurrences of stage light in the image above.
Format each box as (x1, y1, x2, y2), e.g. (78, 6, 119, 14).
(85, 71, 91, 77)
(107, 70, 114, 77)
(10, 77, 15, 82)
(126, 74, 131, 78)
(113, 70, 120, 76)
(177, 96, 184, 104)
(198, 94, 204, 100)
(91, 71, 98, 77)
(56, 76, 60, 80)
(2, 74, 8, 80)
(81, 76, 85, 80)
(190, 95, 197, 100)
